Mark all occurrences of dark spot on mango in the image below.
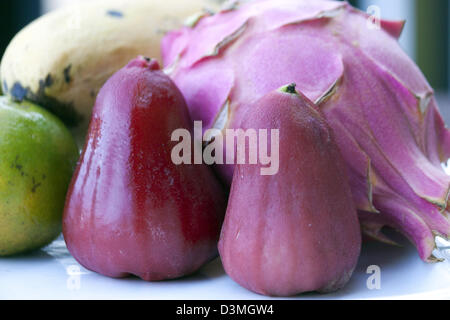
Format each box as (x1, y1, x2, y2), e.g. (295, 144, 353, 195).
(11, 82, 28, 101)
(107, 10, 124, 18)
(9, 80, 83, 128)
(40, 74, 54, 89)
(63, 65, 72, 84)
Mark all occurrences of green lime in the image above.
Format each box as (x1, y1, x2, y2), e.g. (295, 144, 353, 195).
(0, 96, 79, 256)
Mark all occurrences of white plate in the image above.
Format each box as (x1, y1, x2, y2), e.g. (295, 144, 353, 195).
(1, 232, 449, 300)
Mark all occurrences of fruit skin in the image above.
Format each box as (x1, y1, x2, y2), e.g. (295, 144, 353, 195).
(63, 57, 227, 281)
(163, 0, 450, 261)
(218, 86, 361, 296)
(0, 0, 222, 146)
(0, 96, 79, 256)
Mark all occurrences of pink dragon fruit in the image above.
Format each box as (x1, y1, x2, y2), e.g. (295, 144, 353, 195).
(162, 0, 450, 262)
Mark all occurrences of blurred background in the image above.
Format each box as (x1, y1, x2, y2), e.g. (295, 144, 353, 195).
(0, 0, 449, 106)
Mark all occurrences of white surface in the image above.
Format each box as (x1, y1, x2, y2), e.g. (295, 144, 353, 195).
(1, 233, 449, 300)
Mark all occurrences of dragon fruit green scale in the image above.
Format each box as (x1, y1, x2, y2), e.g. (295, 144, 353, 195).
(162, 0, 450, 262)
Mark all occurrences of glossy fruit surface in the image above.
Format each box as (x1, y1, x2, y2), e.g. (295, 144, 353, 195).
(63, 57, 227, 280)
(219, 86, 361, 296)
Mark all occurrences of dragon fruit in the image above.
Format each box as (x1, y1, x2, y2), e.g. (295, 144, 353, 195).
(162, 0, 450, 262)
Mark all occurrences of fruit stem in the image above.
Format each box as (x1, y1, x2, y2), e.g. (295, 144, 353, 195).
(279, 83, 298, 95)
